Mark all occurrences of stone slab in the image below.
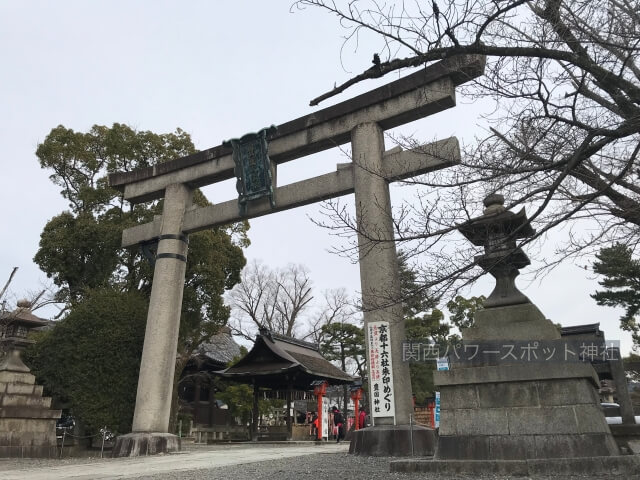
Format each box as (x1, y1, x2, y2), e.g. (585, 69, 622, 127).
(0, 445, 58, 458)
(349, 425, 435, 457)
(437, 433, 619, 460)
(537, 377, 600, 406)
(0, 372, 35, 384)
(0, 383, 42, 395)
(0, 406, 61, 419)
(476, 382, 540, 408)
(434, 362, 600, 388)
(391, 455, 640, 476)
(0, 393, 52, 408)
(0, 418, 57, 433)
(439, 384, 479, 410)
(112, 432, 181, 457)
(462, 302, 561, 341)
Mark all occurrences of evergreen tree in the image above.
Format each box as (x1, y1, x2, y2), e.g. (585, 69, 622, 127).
(592, 244, 640, 349)
(29, 124, 247, 434)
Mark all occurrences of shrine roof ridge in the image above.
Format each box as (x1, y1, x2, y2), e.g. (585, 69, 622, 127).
(560, 323, 604, 337)
(108, 55, 485, 190)
(268, 331, 320, 351)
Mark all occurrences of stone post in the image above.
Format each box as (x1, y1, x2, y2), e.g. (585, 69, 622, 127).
(352, 122, 412, 426)
(610, 355, 636, 424)
(113, 183, 192, 457)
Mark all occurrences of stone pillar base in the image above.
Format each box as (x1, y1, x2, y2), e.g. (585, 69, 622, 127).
(112, 432, 180, 457)
(434, 362, 620, 460)
(391, 455, 640, 476)
(349, 425, 436, 456)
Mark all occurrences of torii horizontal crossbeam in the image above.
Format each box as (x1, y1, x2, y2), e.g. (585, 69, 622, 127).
(121, 138, 460, 247)
(108, 55, 484, 204)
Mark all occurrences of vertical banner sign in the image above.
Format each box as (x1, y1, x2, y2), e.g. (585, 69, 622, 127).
(435, 391, 441, 428)
(367, 321, 395, 422)
(322, 397, 329, 439)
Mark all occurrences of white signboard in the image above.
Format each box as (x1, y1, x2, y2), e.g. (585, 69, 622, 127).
(322, 397, 329, 439)
(367, 321, 395, 422)
(435, 391, 441, 428)
(436, 357, 450, 371)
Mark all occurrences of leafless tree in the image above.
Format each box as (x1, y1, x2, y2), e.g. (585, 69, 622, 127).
(295, 0, 640, 299)
(305, 287, 357, 343)
(228, 260, 314, 340)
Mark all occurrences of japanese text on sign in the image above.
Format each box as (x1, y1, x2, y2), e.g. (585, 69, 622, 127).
(368, 321, 395, 420)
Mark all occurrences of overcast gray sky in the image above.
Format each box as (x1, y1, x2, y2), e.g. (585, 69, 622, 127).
(0, 1, 632, 353)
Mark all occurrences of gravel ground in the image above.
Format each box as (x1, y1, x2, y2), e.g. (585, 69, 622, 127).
(0, 445, 634, 479)
(135, 452, 632, 480)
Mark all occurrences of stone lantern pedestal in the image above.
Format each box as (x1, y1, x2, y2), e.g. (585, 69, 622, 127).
(0, 300, 60, 458)
(392, 195, 640, 476)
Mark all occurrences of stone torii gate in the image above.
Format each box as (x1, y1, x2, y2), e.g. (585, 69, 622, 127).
(108, 55, 484, 457)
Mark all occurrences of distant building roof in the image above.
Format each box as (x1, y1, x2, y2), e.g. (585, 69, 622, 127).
(219, 328, 354, 390)
(196, 326, 242, 366)
(560, 323, 604, 338)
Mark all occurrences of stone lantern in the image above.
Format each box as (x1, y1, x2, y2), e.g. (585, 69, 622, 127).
(0, 300, 60, 458)
(458, 193, 535, 308)
(0, 299, 47, 373)
(401, 193, 625, 474)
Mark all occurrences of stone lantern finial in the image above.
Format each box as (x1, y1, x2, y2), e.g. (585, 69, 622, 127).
(458, 194, 536, 308)
(16, 299, 32, 309)
(482, 193, 506, 215)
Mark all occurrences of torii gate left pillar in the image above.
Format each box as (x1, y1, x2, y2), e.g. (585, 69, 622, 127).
(112, 184, 192, 456)
(109, 55, 484, 457)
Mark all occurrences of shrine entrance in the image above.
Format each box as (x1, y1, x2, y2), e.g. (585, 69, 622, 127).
(219, 328, 353, 442)
(108, 55, 485, 457)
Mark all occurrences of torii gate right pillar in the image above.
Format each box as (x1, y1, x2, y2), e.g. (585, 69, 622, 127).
(350, 122, 436, 455)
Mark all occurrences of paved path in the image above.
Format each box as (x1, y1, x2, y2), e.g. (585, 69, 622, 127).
(0, 443, 350, 480)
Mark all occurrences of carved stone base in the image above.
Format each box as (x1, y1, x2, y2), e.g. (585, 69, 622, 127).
(349, 424, 436, 456)
(112, 432, 180, 457)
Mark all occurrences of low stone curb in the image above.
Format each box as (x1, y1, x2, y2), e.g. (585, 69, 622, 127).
(390, 455, 640, 477)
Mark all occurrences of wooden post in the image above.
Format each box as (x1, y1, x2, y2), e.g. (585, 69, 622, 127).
(286, 380, 293, 441)
(252, 383, 259, 441)
(313, 381, 328, 440)
(208, 383, 216, 427)
(193, 377, 201, 426)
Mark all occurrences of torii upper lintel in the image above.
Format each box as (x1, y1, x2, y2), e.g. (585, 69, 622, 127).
(108, 55, 484, 204)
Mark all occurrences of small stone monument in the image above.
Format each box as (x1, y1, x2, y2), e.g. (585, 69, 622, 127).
(0, 300, 60, 457)
(392, 195, 640, 476)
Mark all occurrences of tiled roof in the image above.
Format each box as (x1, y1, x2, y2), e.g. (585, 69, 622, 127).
(220, 329, 354, 387)
(285, 351, 353, 382)
(197, 329, 242, 366)
(560, 323, 603, 337)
